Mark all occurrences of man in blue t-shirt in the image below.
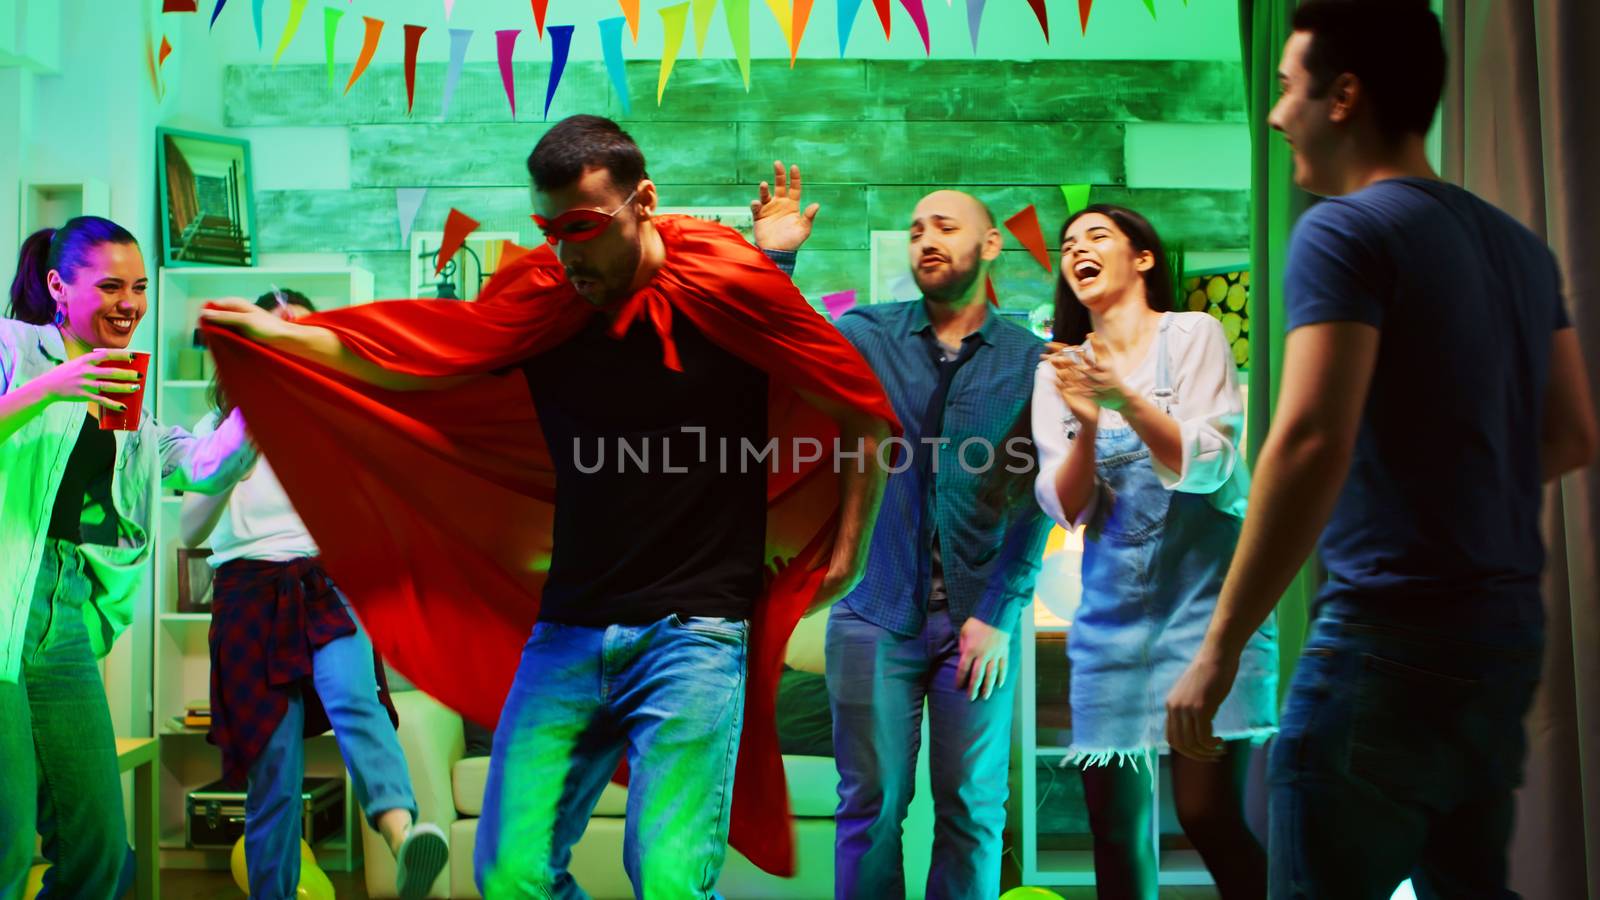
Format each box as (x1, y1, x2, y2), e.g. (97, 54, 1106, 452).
(1164, 1, 1598, 896)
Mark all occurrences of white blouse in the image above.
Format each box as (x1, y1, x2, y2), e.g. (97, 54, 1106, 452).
(193, 412, 319, 567)
(1032, 312, 1249, 528)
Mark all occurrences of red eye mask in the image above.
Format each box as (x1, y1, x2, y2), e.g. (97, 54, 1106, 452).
(531, 189, 638, 245)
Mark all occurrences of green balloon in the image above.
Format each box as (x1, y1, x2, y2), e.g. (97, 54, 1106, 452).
(1000, 889, 1066, 900)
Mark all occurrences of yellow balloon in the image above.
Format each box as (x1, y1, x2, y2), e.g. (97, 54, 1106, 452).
(231, 835, 332, 896)
(297, 861, 336, 900)
(999, 889, 1066, 900)
(23, 863, 49, 900)
(231, 836, 250, 895)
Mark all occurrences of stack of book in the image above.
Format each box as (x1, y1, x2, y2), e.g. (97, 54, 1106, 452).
(183, 701, 211, 729)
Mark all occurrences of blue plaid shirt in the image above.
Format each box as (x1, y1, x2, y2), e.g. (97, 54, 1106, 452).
(835, 300, 1051, 636)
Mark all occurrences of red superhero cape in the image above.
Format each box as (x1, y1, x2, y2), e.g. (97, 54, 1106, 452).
(204, 216, 898, 876)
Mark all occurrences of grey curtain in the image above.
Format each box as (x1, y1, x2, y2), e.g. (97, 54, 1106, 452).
(1441, 2, 1600, 897)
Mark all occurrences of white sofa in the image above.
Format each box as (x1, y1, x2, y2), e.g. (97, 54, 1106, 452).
(362, 613, 937, 899)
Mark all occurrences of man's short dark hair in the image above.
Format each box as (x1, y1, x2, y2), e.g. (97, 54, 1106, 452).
(526, 115, 648, 194)
(1292, 0, 1446, 141)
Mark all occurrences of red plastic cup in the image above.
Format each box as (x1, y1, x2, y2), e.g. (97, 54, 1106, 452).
(97, 351, 151, 431)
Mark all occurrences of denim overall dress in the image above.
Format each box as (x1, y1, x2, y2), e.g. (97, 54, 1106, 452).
(1066, 314, 1279, 767)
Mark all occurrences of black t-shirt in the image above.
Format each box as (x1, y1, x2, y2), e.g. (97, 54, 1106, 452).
(48, 412, 118, 544)
(522, 313, 769, 626)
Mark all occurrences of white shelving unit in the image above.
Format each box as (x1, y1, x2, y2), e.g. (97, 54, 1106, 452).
(151, 265, 374, 872)
(1011, 525, 1215, 888)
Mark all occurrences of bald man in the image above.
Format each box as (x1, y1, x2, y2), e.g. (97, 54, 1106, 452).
(755, 179, 1051, 898)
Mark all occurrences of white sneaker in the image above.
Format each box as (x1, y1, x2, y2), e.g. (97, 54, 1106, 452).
(395, 822, 449, 900)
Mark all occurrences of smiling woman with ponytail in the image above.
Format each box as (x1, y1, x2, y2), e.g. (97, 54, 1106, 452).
(0, 217, 259, 896)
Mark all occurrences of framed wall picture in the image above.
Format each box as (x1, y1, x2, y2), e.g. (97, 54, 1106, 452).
(157, 128, 256, 267)
(1181, 264, 1251, 369)
(869, 230, 915, 304)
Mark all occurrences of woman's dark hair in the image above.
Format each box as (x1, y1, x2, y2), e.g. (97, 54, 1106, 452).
(1292, 0, 1445, 141)
(208, 288, 319, 415)
(7, 217, 139, 325)
(1050, 205, 1174, 346)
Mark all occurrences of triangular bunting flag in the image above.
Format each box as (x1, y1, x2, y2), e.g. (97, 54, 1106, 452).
(598, 17, 632, 113)
(210, 0, 227, 29)
(821, 289, 857, 320)
(322, 7, 343, 90)
(692, 0, 718, 55)
(899, 0, 929, 54)
(441, 28, 472, 118)
(620, 0, 641, 41)
(724, 0, 752, 90)
(985, 276, 999, 307)
(344, 16, 384, 95)
(1004, 205, 1052, 273)
(658, 2, 690, 105)
(272, 0, 309, 65)
(531, 0, 549, 37)
(251, 0, 264, 48)
(1060, 184, 1092, 216)
(496, 29, 521, 118)
(965, 0, 986, 51)
(1077, 0, 1091, 35)
(403, 25, 426, 114)
(163, 0, 198, 12)
(1025, 0, 1049, 41)
(837, 0, 862, 56)
(544, 24, 575, 119)
(1140, 0, 1157, 20)
(499, 240, 536, 268)
(396, 188, 427, 249)
(158, 35, 173, 66)
(443, 0, 454, 21)
(789, 0, 813, 65)
(436, 209, 481, 276)
(764, 0, 794, 48)
(872, 0, 891, 37)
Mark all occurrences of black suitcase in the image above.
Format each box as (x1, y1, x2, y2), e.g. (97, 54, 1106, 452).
(186, 776, 344, 849)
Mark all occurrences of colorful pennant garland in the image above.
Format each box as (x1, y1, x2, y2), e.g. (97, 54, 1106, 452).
(764, 0, 794, 48)
(272, 0, 308, 65)
(209, 0, 227, 30)
(545, 24, 575, 119)
(658, 2, 691, 105)
(1078, 0, 1092, 35)
(403, 25, 427, 114)
(441, 28, 472, 118)
(598, 17, 632, 113)
(1060, 184, 1092, 216)
(837, 0, 862, 56)
(436, 209, 482, 276)
(900, 0, 929, 54)
(159, 35, 174, 66)
(1025, 0, 1049, 41)
(1140, 0, 1157, 20)
(496, 29, 521, 118)
(965, 0, 986, 51)
(531, 0, 550, 38)
(396, 188, 427, 249)
(443, 0, 454, 22)
(821, 289, 857, 320)
(344, 16, 384, 95)
(871, 0, 892, 38)
(725, 0, 752, 90)
(322, 7, 342, 89)
(251, 0, 264, 48)
(1004, 205, 1051, 273)
(163, 0, 198, 12)
(692, 0, 718, 56)
(620, 0, 641, 41)
(791, 0, 814, 65)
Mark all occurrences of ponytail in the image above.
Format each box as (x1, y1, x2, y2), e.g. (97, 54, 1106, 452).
(7, 228, 57, 325)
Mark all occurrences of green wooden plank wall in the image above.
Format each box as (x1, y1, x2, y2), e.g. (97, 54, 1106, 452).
(232, 58, 1247, 310)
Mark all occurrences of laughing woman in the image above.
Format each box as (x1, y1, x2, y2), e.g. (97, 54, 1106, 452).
(1031, 205, 1277, 900)
(0, 217, 256, 897)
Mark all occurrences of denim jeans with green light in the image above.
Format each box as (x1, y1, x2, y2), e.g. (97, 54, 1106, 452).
(0, 539, 133, 899)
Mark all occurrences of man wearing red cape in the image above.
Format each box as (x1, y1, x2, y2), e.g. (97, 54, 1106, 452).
(201, 116, 896, 898)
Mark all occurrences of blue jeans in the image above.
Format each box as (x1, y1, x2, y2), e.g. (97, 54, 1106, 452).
(1269, 597, 1545, 899)
(826, 604, 1017, 900)
(245, 598, 416, 899)
(0, 540, 132, 900)
(475, 613, 748, 900)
